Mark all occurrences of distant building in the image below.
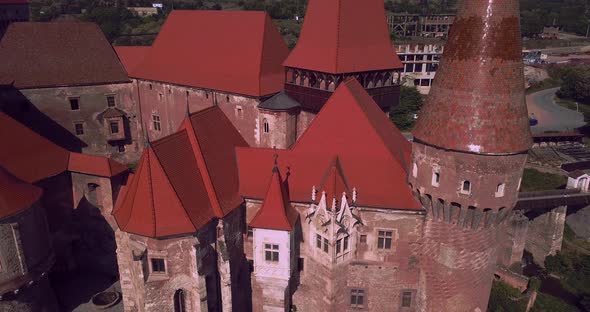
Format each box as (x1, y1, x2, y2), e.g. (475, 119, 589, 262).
(541, 26, 560, 39)
(0, 22, 144, 164)
(0, 0, 29, 36)
(396, 42, 444, 94)
(126, 7, 158, 17)
(387, 13, 454, 38)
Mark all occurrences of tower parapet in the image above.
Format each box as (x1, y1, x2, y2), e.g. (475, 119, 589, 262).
(408, 0, 532, 310)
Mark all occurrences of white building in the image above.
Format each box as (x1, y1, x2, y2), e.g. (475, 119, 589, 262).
(395, 43, 444, 94)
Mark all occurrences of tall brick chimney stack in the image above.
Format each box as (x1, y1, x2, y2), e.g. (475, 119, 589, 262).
(408, 0, 532, 310)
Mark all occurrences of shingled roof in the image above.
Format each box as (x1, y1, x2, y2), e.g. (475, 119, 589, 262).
(0, 22, 129, 89)
(237, 79, 420, 210)
(0, 112, 127, 183)
(113, 106, 248, 238)
(129, 10, 289, 97)
(283, 0, 402, 74)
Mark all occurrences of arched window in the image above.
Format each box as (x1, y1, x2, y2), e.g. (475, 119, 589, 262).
(495, 183, 505, 197)
(432, 171, 440, 187)
(174, 289, 186, 312)
(461, 181, 471, 194)
(263, 119, 269, 133)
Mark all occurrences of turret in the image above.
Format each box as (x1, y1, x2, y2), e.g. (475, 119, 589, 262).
(408, 0, 532, 310)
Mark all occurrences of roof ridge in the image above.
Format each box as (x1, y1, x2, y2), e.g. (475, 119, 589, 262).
(146, 149, 157, 237)
(256, 14, 268, 96)
(334, 0, 342, 72)
(149, 136, 199, 231)
(185, 118, 225, 218)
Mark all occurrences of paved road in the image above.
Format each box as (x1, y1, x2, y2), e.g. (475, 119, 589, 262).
(526, 87, 586, 133)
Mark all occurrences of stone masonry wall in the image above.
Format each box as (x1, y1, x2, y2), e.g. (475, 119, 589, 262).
(525, 206, 566, 266)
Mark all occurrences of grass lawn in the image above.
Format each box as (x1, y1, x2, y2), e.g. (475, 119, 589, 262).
(531, 292, 580, 312)
(526, 79, 561, 95)
(520, 168, 567, 192)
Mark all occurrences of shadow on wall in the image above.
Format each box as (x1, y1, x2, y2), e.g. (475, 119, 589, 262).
(50, 195, 119, 311)
(0, 86, 87, 152)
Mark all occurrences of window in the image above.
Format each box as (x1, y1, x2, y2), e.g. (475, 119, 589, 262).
(360, 235, 367, 244)
(174, 289, 186, 312)
(377, 230, 393, 250)
(298, 257, 304, 272)
(106, 95, 116, 107)
(432, 171, 440, 187)
(74, 123, 84, 135)
(118, 144, 126, 152)
(350, 289, 365, 308)
(316, 234, 322, 249)
(110, 122, 119, 134)
(495, 183, 505, 198)
(151, 258, 166, 273)
(226, 95, 230, 102)
(168, 89, 172, 94)
(236, 107, 243, 118)
(152, 115, 161, 131)
(415, 63, 423, 72)
(149, 84, 153, 90)
(158, 93, 163, 101)
(336, 236, 349, 255)
(401, 291, 412, 307)
(247, 226, 253, 237)
(263, 119, 269, 133)
(323, 238, 329, 253)
(70, 98, 80, 110)
(264, 244, 279, 262)
(205, 92, 209, 99)
(461, 181, 471, 194)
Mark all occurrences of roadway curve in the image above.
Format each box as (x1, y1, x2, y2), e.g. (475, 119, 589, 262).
(526, 87, 586, 133)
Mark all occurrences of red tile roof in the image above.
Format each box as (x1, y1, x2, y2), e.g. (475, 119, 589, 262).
(319, 157, 350, 203)
(0, 22, 129, 89)
(0, 166, 42, 219)
(68, 153, 128, 177)
(113, 106, 248, 237)
(0, 112, 127, 183)
(130, 10, 289, 97)
(237, 79, 420, 210)
(283, 0, 402, 73)
(114, 46, 151, 75)
(250, 163, 298, 231)
(411, 0, 532, 154)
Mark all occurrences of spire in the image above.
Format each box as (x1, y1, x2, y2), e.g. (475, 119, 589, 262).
(412, 0, 532, 154)
(249, 157, 298, 231)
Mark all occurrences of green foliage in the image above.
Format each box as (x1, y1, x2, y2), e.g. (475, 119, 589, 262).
(242, 0, 306, 19)
(520, 168, 567, 192)
(531, 292, 579, 312)
(384, 0, 457, 14)
(520, 0, 590, 37)
(530, 277, 542, 291)
(526, 78, 561, 94)
(557, 65, 590, 105)
(390, 86, 424, 131)
(545, 252, 574, 276)
(487, 281, 528, 312)
(127, 162, 138, 173)
(273, 19, 302, 49)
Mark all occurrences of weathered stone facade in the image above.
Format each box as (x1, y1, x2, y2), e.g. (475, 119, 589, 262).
(0, 83, 143, 164)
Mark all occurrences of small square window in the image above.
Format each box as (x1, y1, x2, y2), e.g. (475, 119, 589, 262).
(107, 95, 116, 107)
(264, 243, 279, 262)
(401, 291, 412, 307)
(461, 181, 471, 194)
(360, 235, 367, 244)
(74, 123, 84, 135)
(377, 230, 393, 250)
(151, 258, 165, 273)
(70, 98, 80, 110)
(350, 289, 365, 308)
(110, 122, 119, 134)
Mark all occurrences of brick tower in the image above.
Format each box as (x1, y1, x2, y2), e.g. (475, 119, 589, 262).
(408, 0, 532, 311)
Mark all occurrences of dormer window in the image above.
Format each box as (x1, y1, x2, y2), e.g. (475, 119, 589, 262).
(495, 183, 505, 198)
(461, 181, 471, 195)
(432, 171, 440, 187)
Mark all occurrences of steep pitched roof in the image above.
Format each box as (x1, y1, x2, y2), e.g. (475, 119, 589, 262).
(114, 46, 151, 75)
(130, 10, 289, 97)
(0, 166, 42, 220)
(250, 164, 298, 231)
(0, 112, 127, 183)
(237, 79, 420, 210)
(113, 106, 248, 238)
(283, 0, 402, 74)
(0, 22, 129, 89)
(318, 157, 350, 203)
(258, 91, 301, 111)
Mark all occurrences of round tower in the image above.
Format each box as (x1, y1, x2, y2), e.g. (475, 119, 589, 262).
(408, 0, 532, 311)
(0, 167, 58, 312)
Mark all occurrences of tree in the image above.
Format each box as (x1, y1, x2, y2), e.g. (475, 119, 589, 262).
(390, 86, 424, 131)
(557, 65, 590, 105)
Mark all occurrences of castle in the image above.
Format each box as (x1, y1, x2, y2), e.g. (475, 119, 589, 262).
(0, 0, 535, 311)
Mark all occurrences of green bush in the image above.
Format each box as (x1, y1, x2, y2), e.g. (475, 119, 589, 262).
(531, 292, 579, 312)
(520, 168, 567, 192)
(390, 86, 424, 131)
(487, 281, 528, 312)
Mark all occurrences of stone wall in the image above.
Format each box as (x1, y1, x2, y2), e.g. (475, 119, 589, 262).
(525, 206, 566, 266)
(0, 83, 143, 164)
(498, 211, 529, 269)
(259, 109, 298, 149)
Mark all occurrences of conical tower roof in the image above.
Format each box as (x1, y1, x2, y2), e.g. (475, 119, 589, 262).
(412, 0, 532, 154)
(0, 166, 42, 219)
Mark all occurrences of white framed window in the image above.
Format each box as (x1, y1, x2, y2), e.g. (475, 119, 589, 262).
(152, 114, 161, 131)
(495, 183, 505, 198)
(432, 171, 440, 187)
(264, 243, 279, 262)
(461, 181, 471, 195)
(150, 258, 166, 273)
(377, 230, 393, 250)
